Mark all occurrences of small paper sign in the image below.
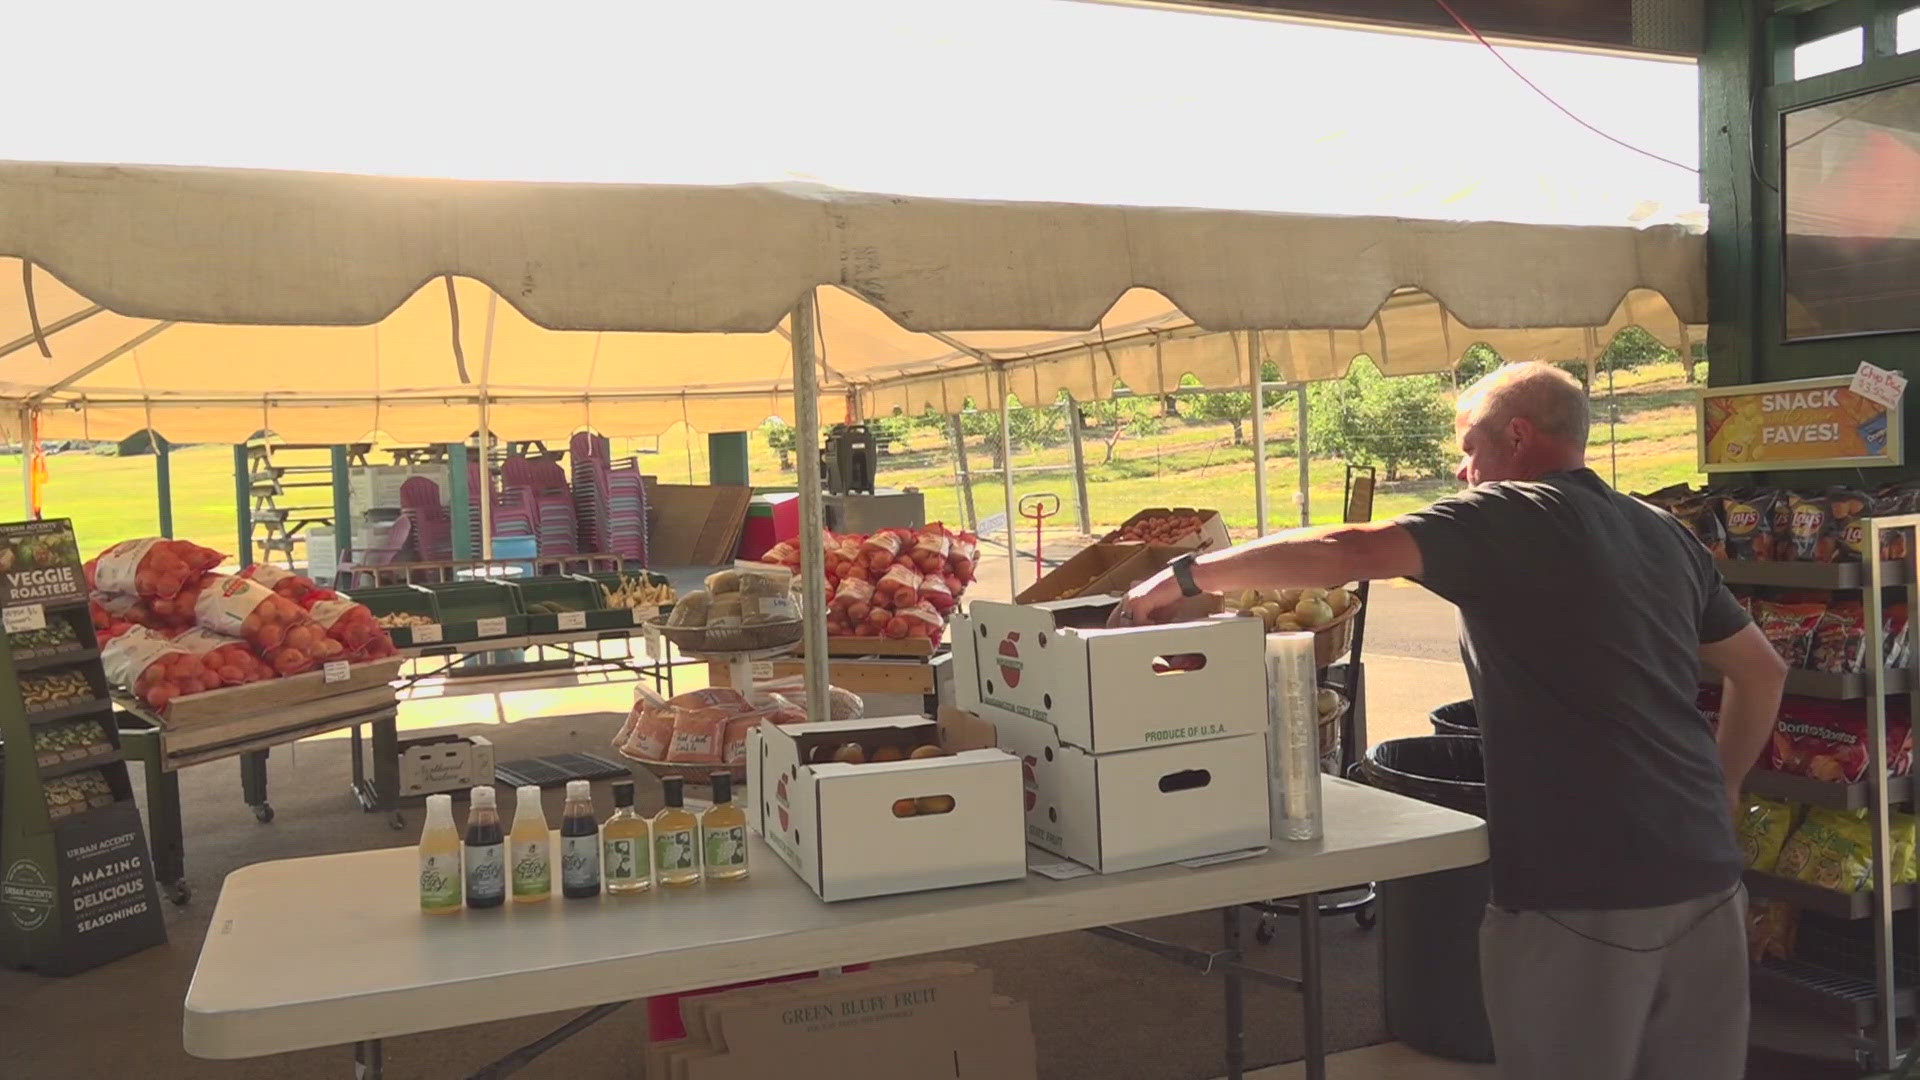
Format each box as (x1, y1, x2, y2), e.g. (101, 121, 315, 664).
(644, 626, 664, 661)
(1852, 362, 1909, 410)
(556, 611, 587, 632)
(1177, 847, 1268, 869)
(322, 660, 350, 684)
(411, 623, 444, 645)
(3, 604, 47, 633)
(1029, 860, 1096, 881)
(631, 607, 647, 626)
(475, 617, 508, 637)
(750, 661, 775, 680)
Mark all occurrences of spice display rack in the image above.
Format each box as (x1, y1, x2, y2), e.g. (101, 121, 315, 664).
(0, 519, 170, 975)
(1725, 521, 1920, 1071)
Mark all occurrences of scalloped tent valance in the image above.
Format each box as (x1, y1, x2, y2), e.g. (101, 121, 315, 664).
(0, 162, 1705, 442)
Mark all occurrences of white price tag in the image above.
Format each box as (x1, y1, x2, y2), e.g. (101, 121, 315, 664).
(644, 625, 664, 661)
(556, 611, 587, 632)
(476, 617, 508, 637)
(323, 659, 350, 684)
(3, 604, 46, 634)
(1177, 847, 1268, 869)
(1029, 860, 1096, 881)
(750, 660, 775, 680)
(411, 623, 444, 645)
(1852, 362, 1909, 409)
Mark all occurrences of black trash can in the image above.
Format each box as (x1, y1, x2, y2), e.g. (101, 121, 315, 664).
(1361, 736, 1495, 1064)
(1428, 699, 1480, 738)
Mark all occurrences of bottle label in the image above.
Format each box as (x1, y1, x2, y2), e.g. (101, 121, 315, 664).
(420, 851, 462, 909)
(561, 835, 600, 890)
(703, 825, 748, 870)
(511, 840, 551, 898)
(604, 836, 649, 883)
(655, 828, 697, 872)
(466, 842, 505, 902)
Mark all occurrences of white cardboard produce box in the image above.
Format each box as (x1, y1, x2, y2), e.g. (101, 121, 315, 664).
(398, 734, 495, 796)
(750, 715, 1026, 901)
(993, 712, 1269, 873)
(953, 601, 1267, 754)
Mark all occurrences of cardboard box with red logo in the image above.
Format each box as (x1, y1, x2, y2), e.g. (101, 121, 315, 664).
(748, 713, 1025, 901)
(951, 600, 1268, 754)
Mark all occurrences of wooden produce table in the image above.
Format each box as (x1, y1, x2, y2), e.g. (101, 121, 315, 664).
(114, 659, 408, 901)
(182, 778, 1488, 1080)
(707, 637, 940, 703)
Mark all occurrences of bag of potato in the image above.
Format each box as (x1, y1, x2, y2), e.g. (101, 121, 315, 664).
(195, 575, 344, 675)
(171, 627, 276, 687)
(1736, 798, 1797, 873)
(306, 597, 396, 660)
(239, 562, 336, 605)
(1776, 807, 1874, 892)
(103, 627, 211, 712)
(86, 537, 226, 599)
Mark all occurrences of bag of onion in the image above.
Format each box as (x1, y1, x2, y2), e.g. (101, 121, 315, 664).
(195, 576, 344, 675)
(86, 537, 225, 599)
(104, 627, 212, 711)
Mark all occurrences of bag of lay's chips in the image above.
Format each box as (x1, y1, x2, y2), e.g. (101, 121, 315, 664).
(1896, 812, 1917, 886)
(1737, 798, 1798, 873)
(1776, 807, 1875, 892)
(1723, 490, 1780, 561)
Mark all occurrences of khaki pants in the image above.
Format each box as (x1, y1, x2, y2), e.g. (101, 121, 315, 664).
(1479, 884, 1748, 1080)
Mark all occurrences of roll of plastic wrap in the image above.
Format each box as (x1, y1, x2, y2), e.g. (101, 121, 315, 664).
(1266, 632, 1323, 841)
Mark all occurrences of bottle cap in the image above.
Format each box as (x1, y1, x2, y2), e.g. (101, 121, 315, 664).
(517, 784, 541, 804)
(470, 785, 496, 808)
(566, 780, 591, 801)
(612, 780, 635, 808)
(662, 775, 685, 807)
(425, 793, 454, 823)
(710, 772, 733, 804)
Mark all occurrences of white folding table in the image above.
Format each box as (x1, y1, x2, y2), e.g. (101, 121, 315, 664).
(184, 778, 1486, 1080)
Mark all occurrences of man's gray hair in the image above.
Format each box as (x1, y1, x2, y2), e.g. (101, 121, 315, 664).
(1457, 361, 1590, 448)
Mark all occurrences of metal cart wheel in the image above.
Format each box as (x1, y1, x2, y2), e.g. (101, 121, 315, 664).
(251, 803, 274, 824)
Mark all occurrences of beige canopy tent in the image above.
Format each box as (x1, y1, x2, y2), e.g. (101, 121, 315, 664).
(0, 161, 1706, 711)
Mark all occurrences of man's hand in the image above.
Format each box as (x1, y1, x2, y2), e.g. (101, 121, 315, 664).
(1700, 621, 1788, 811)
(1109, 567, 1184, 627)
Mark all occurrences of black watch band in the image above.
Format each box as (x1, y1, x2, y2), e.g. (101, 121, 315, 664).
(1170, 553, 1202, 597)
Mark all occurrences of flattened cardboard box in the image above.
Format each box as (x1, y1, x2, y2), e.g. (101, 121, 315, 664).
(1015, 543, 1185, 604)
(750, 714, 1025, 901)
(953, 600, 1267, 754)
(654, 962, 1037, 1080)
(993, 710, 1270, 873)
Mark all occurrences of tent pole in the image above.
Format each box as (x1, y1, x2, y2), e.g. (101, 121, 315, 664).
(1064, 395, 1091, 535)
(19, 406, 33, 519)
(1248, 333, 1267, 538)
(998, 368, 1017, 600)
(949, 414, 977, 532)
(476, 294, 499, 560)
(790, 293, 832, 725)
(1296, 386, 1310, 527)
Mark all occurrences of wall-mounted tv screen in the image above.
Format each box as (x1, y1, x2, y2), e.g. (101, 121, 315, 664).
(1783, 78, 1920, 341)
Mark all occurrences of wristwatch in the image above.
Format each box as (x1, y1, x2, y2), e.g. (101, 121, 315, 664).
(1169, 553, 1203, 597)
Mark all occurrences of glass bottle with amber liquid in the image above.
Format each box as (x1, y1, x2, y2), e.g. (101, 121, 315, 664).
(559, 780, 601, 899)
(602, 781, 652, 894)
(700, 772, 749, 881)
(652, 776, 701, 887)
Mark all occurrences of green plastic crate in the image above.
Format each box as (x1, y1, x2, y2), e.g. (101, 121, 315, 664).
(571, 571, 673, 625)
(507, 576, 628, 634)
(342, 584, 441, 648)
(421, 581, 526, 642)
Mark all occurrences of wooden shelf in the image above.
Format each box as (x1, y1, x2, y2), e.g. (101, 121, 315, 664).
(1744, 768, 1912, 810)
(24, 698, 114, 726)
(1716, 559, 1911, 589)
(1743, 869, 1915, 919)
(1754, 957, 1916, 1028)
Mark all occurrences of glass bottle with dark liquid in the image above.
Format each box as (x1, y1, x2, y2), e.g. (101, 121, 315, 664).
(560, 780, 602, 899)
(464, 785, 506, 909)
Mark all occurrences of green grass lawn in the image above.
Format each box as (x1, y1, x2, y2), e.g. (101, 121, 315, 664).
(3, 363, 1706, 559)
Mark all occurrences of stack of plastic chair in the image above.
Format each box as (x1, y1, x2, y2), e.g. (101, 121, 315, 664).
(606, 460, 649, 565)
(570, 432, 613, 555)
(490, 487, 537, 539)
(534, 491, 579, 555)
(399, 476, 454, 560)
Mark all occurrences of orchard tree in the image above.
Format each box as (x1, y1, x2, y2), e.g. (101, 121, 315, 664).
(760, 418, 796, 471)
(1307, 357, 1452, 481)
(1079, 394, 1163, 464)
(1173, 363, 1287, 445)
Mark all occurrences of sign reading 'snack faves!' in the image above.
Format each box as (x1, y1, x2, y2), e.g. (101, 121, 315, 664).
(1699, 375, 1904, 473)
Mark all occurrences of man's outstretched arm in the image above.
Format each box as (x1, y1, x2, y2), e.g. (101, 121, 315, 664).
(1113, 521, 1423, 625)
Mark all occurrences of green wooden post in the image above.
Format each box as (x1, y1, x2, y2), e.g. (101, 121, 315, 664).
(232, 444, 252, 568)
(448, 442, 472, 559)
(154, 437, 173, 539)
(330, 445, 352, 561)
(708, 432, 750, 486)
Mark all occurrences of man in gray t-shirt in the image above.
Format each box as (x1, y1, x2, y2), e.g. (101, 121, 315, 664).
(1117, 362, 1787, 1079)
